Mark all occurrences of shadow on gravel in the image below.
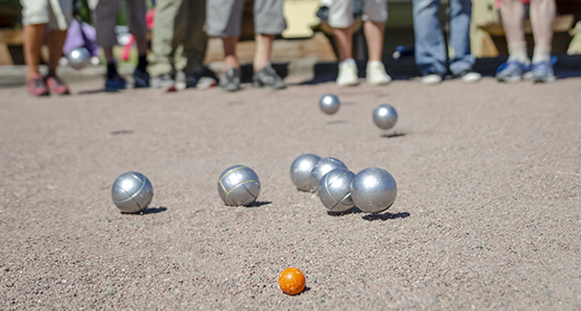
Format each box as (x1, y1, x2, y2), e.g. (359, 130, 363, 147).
(380, 132, 406, 138)
(248, 201, 272, 207)
(362, 212, 410, 221)
(140, 206, 168, 215)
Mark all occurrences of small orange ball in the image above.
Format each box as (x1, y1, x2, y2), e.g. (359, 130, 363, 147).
(278, 267, 306, 295)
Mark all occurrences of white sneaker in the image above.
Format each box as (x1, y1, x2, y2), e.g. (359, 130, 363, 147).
(459, 71, 482, 83)
(366, 61, 392, 85)
(421, 74, 442, 85)
(175, 71, 187, 91)
(336, 58, 358, 86)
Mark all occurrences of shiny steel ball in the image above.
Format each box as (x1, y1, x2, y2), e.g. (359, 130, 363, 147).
(351, 167, 397, 213)
(67, 47, 92, 70)
(319, 93, 340, 115)
(290, 153, 321, 192)
(217, 165, 260, 206)
(111, 172, 153, 214)
(318, 168, 356, 213)
(373, 104, 398, 130)
(310, 157, 347, 190)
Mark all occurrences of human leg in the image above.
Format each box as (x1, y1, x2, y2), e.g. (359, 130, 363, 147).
(362, 0, 391, 85)
(148, 0, 182, 89)
(328, 0, 358, 86)
(46, 0, 72, 94)
(448, 0, 479, 82)
(496, 0, 530, 82)
(412, 0, 447, 84)
(126, 0, 150, 87)
(529, 0, 556, 82)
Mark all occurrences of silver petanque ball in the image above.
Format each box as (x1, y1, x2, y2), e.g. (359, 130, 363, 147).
(217, 165, 260, 206)
(111, 172, 153, 214)
(318, 168, 356, 213)
(310, 157, 347, 190)
(351, 167, 397, 213)
(290, 153, 321, 192)
(67, 47, 92, 70)
(373, 104, 398, 130)
(319, 93, 340, 115)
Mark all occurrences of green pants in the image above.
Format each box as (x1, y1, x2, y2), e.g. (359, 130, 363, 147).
(147, 0, 207, 77)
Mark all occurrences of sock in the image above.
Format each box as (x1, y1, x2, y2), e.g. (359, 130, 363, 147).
(137, 53, 148, 72)
(507, 42, 530, 65)
(367, 60, 382, 67)
(532, 45, 552, 63)
(106, 62, 118, 80)
(341, 58, 355, 65)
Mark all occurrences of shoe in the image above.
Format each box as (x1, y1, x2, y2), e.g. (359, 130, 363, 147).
(421, 73, 443, 85)
(458, 70, 482, 83)
(105, 74, 128, 92)
(366, 61, 392, 85)
(496, 61, 530, 83)
(252, 65, 286, 89)
(150, 73, 175, 91)
(175, 71, 187, 91)
(336, 58, 358, 86)
(45, 75, 70, 95)
(219, 67, 241, 92)
(26, 74, 49, 96)
(531, 60, 556, 83)
(133, 67, 150, 88)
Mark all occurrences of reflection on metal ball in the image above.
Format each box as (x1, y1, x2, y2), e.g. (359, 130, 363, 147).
(67, 47, 92, 70)
(111, 172, 153, 214)
(290, 153, 321, 192)
(318, 168, 356, 213)
(310, 157, 347, 190)
(351, 167, 397, 213)
(373, 104, 398, 130)
(217, 165, 260, 206)
(319, 93, 340, 115)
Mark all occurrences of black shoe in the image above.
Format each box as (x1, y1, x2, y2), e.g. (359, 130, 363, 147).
(252, 65, 286, 90)
(133, 67, 150, 88)
(219, 67, 241, 92)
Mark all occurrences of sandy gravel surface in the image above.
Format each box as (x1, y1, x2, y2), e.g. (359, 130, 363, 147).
(1, 76, 580, 310)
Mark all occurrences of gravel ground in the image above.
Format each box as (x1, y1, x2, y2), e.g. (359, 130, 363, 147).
(0, 76, 580, 310)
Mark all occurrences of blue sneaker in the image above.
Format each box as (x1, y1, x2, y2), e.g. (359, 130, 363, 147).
(531, 56, 557, 83)
(496, 61, 530, 83)
(105, 74, 128, 92)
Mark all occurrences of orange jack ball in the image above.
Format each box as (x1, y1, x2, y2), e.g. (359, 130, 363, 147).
(278, 267, 306, 295)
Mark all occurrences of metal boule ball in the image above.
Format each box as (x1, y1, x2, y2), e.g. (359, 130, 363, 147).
(319, 93, 340, 115)
(217, 165, 260, 206)
(111, 172, 153, 214)
(318, 168, 356, 213)
(310, 157, 347, 190)
(373, 104, 398, 130)
(290, 153, 321, 192)
(67, 47, 92, 70)
(350, 167, 397, 213)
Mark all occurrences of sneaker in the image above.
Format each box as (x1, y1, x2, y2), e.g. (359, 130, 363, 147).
(252, 65, 286, 89)
(458, 70, 482, 83)
(531, 61, 556, 83)
(496, 61, 529, 83)
(366, 61, 392, 85)
(105, 74, 128, 92)
(337, 58, 358, 86)
(421, 73, 443, 85)
(45, 75, 70, 95)
(219, 67, 241, 92)
(133, 67, 150, 88)
(26, 74, 49, 96)
(150, 73, 175, 91)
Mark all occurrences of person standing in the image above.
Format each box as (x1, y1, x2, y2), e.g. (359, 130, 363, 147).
(327, 0, 392, 86)
(89, 0, 150, 91)
(495, 0, 556, 83)
(21, 0, 73, 96)
(412, 0, 482, 84)
(206, 0, 287, 92)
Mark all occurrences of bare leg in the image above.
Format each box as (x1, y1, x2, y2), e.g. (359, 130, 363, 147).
(222, 36, 240, 71)
(103, 46, 115, 63)
(23, 24, 45, 79)
(364, 21, 385, 62)
(530, 0, 555, 62)
(253, 34, 274, 72)
(134, 35, 148, 55)
(499, 0, 528, 63)
(332, 27, 353, 62)
(47, 29, 67, 77)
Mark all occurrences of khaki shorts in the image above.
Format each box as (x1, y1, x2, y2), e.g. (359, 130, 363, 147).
(329, 0, 388, 28)
(21, 0, 73, 30)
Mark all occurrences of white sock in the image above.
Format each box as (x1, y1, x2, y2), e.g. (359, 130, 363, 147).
(367, 60, 382, 67)
(532, 45, 552, 63)
(341, 58, 355, 65)
(508, 42, 530, 65)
